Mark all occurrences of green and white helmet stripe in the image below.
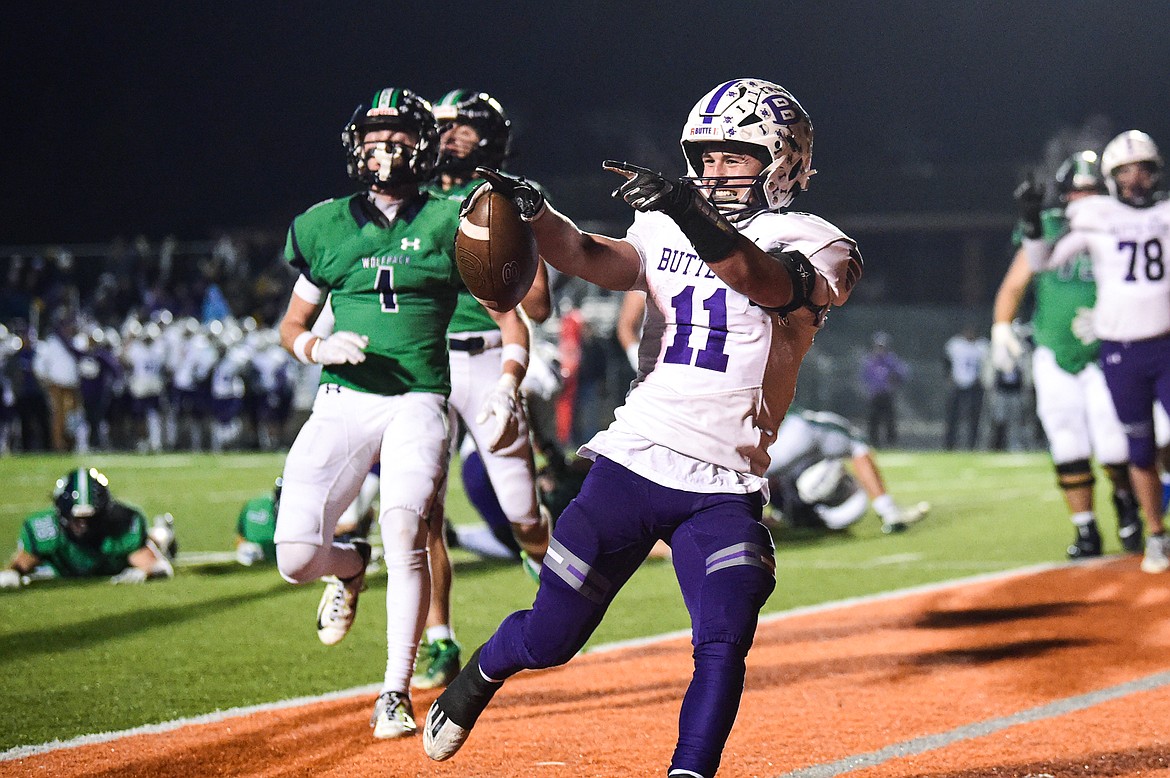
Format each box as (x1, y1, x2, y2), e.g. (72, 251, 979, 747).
(75, 468, 92, 514)
(370, 88, 408, 111)
(57, 467, 110, 517)
(433, 89, 475, 122)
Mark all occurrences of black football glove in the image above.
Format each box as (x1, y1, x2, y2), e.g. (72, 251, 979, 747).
(603, 160, 689, 213)
(1014, 175, 1045, 239)
(603, 160, 739, 263)
(473, 167, 547, 221)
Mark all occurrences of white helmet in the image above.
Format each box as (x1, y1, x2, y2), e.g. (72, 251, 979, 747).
(796, 458, 852, 505)
(1101, 130, 1162, 201)
(681, 78, 815, 218)
(795, 458, 868, 531)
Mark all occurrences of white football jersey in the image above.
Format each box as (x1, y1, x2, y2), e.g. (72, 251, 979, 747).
(581, 210, 858, 494)
(124, 338, 166, 398)
(766, 409, 869, 478)
(1029, 195, 1170, 341)
(211, 344, 251, 400)
(252, 343, 292, 393)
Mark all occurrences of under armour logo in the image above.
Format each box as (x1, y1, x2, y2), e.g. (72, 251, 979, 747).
(324, 384, 342, 393)
(401, 237, 421, 251)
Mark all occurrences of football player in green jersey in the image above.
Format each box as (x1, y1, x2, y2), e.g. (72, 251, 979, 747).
(0, 467, 174, 589)
(235, 477, 281, 566)
(993, 151, 1142, 559)
(273, 87, 531, 740)
(407, 90, 554, 691)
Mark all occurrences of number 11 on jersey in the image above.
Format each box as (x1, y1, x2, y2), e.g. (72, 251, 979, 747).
(663, 285, 729, 372)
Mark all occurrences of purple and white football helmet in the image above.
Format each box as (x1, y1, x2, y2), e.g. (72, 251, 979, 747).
(680, 78, 815, 219)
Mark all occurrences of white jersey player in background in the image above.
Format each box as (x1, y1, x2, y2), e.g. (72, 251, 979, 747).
(121, 321, 167, 453)
(1024, 130, 1170, 573)
(765, 407, 929, 533)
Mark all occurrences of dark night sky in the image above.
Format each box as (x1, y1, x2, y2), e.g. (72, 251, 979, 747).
(4, 1, 1170, 245)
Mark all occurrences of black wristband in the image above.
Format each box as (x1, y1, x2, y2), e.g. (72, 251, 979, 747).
(664, 185, 740, 262)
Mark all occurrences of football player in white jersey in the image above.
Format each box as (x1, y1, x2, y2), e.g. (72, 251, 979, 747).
(424, 78, 862, 778)
(766, 407, 929, 533)
(121, 321, 167, 453)
(998, 152, 1141, 559)
(1023, 130, 1170, 573)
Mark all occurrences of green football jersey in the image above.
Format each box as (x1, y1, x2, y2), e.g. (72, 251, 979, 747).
(18, 503, 148, 577)
(431, 180, 498, 334)
(1013, 208, 1098, 374)
(236, 495, 277, 561)
(285, 192, 463, 395)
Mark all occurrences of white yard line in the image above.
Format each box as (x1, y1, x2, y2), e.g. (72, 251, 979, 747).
(775, 670, 1170, 778)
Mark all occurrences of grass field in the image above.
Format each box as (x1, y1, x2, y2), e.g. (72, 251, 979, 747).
(0, 449, 1119, 753)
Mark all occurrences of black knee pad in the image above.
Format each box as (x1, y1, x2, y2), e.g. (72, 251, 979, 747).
(1055, 459, 1093, 491)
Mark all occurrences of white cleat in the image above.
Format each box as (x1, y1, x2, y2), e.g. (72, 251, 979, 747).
(423, 700, 471, 761)
(315, 541, 370, 645)
(1141, 534, 1170, 574)
(371, 691, 417, 739)
(881, 501, 931, 534)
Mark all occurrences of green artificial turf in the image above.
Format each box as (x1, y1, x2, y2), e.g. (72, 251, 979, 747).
(0, 449, 1110, 751)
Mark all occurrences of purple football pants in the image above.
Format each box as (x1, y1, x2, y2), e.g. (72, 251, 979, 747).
(1100, 335, 1170, 468)
(478, 456, 776, 778)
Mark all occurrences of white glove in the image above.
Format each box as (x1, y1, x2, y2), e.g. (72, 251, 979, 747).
(110, 567, 148, 585)
(236, 541, 265, 567)
(312, 331, 369, 365)
(476, 374, 522, 453)
(1071, 306, 1097, 346)
(989, 322, 1022, 373)
(0, 569, 22, 590)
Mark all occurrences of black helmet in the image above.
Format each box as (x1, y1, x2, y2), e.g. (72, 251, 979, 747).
(1055, 150, 1105, 201)
(54, 467, 112, 541)
(432, 89, 512, 177)
(342, 87, 439, 189)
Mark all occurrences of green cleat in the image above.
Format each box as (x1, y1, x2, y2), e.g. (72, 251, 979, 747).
(412, 638, 463, 690)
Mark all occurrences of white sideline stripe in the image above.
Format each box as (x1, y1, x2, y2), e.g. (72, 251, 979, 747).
(0, 684, 381, 761)
(775, 669, 1170, 778)
(173, 551, 237, 566)
(0, 559, 1085, 763)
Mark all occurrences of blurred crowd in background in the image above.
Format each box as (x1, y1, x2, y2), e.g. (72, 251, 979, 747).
(0, 236, 644, 457)
(0, 234, 1051, 458)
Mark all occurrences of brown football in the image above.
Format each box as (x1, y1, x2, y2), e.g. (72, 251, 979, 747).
(455, 189, 539, 312)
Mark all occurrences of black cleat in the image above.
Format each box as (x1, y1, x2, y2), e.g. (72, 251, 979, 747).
(423, 646, 502, 761)
(1114, 494, 1145, 554)
(1067, 521, 1102, 559)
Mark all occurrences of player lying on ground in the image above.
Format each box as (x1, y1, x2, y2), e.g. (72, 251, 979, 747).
(1, 467, 174, 589)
